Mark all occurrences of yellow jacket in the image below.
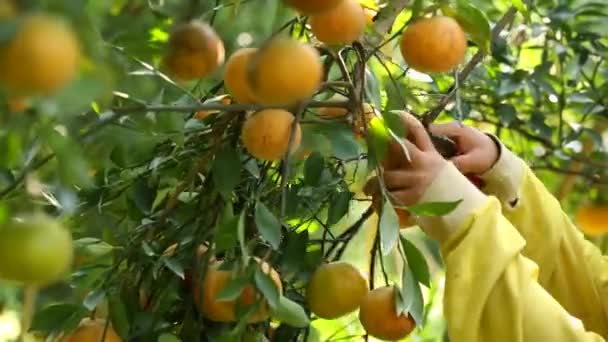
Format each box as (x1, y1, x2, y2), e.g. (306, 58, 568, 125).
(417, 141, 608, 342)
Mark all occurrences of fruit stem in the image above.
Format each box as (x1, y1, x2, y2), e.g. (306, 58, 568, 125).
(18, 285, 38, 342)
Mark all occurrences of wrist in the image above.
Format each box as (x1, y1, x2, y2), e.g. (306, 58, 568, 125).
(414, 162, 488, 243)
(480, 137, 525, 206)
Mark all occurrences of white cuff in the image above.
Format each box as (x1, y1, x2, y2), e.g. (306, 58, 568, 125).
(415, 162, 488, 243)
(480, 137, 525, 207)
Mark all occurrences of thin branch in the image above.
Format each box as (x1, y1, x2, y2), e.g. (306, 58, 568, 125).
(111, 100, 350, 114)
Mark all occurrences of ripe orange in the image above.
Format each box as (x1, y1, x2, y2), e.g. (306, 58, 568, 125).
(317, 94, 349, 119)
(359, 286, 416, 341)
(282, 0, 343, 15)
(576, 205, 608, 236)
(400, 16, 467, 73)
(60, 318, 122, 342)
(224, 48, 257, 103)
(248, 38, 322, 106)
(193, 259, 283, 323)
(306, 261, 369, 319)
(241, 109, 302, 161)
(0, 213, 73, 286)
(309, 0, 366, 45)
(162, 20, 225, 81)
(0, 13, 80, 95)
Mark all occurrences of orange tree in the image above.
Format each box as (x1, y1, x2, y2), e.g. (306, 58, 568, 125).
(0, 0, 607, 341)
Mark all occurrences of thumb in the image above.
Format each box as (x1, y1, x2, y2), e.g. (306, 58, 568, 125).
(450, 154, 475, 174)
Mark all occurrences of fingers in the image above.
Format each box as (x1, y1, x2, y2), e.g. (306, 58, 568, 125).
(451, 154, 476, 174)
(382, 170, 421, 191)
(428, 122, 464, 138)
(400, 112, 434, 151)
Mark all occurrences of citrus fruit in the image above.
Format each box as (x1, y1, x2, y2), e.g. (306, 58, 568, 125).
(359, 286, 416, 341)
(282, 0, 343, 15)
(248, 38, 322, 106)
(0, 13, 80, 95)
(306, 261, 369, 319)
(224, 48, 257, 103)
(241, 109, 302, 161)
(60, 318, 122, 342)
(309, 0, 366, 45)
(400, 16, 467, 73)
(162, 20, 225, 81)
(317, 94, 349, 119)
(193, 259, 283, 323)
(0, 213, 73, 286)
(576, 205, 608, 236)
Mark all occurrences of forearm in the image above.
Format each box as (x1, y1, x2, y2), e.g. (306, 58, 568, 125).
(415, 167, 605, 341)
(480, 142, 608, 337)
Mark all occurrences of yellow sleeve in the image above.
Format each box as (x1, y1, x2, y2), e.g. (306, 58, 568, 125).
(480, 142, 608, 337)
(415, 162, 605, 342)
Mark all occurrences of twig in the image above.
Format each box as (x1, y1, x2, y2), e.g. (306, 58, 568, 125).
(18, 286, 38, 342)
(111, 100, 350, 114)
(422, 7, 518, 126)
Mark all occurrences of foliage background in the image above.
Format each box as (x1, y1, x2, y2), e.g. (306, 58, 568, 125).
(0, 0, 607, 341)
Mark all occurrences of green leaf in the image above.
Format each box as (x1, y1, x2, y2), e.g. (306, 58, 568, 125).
(304, 152, 324, 187)
(255, 202, 282, 249)
(365, 67, 382, 110)
(453, 0, 492, 52)
(237, 210, 249, 260)
(163, 257, 185, 280)
(384, 111, 407, 138)
(513, 0, 531, 21)
(407, 200, 462, 217)
(31, 304, 87, 333)
(158, 333, 182, 342)
(367, 116, 391, 167)
(83, 288, 106, 311)
(212, 147, 242, 197)
(399, 262, 424, 326)
(216, 276, 248, 301)
(327, 191, 352, 226)
(379, 200, 400, 255)
(254, 266, 280, 309)
(108, 296, 130, 339)
(214, 202, 239, 253)
(400, 237, 430, 287)
(271, 296, 310, 328)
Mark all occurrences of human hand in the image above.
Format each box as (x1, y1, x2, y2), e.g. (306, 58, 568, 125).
(365, 113, 446, 207)
(429, 122, 499, 175)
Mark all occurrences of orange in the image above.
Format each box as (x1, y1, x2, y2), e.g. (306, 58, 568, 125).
(0, 213, 73, 286)
(306, 261, 369, 319)
(309, 0, 366, 45)
(317, 94, 349, 119)
(359, 286, 416, 341)
(162, 20, 225, 81)
(576, 205, 608, 236)
(60, 318, 122, 342)
(224, 48, 257, 103)
(241, 109, 302, 161)
(282, 0, 343, 15)
(248, 38, 322, 106)
(400, 16, 467, 73)
(193, 259, 283, 323)
(0, 13, 80, 95)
